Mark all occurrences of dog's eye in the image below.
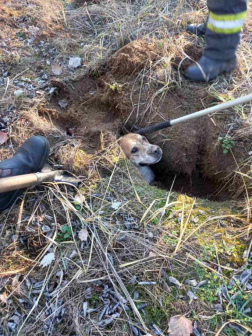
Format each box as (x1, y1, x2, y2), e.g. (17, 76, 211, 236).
(131, 147, 138, 153)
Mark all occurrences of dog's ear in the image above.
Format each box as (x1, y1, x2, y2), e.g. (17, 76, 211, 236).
(118, 124, 142, 138)
(118, 126, 130, 138)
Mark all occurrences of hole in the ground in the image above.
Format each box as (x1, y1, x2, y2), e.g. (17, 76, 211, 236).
(152, 161, 231, 201)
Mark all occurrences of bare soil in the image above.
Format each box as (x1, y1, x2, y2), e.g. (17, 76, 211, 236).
(44, 38, 251, 200)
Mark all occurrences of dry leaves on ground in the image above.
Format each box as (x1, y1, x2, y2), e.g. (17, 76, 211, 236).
(40, 252, 55, 268)
(51, 63, 62, 75)
(79, 228, 88, 241)
(168, 315, 193, 336)
(0, 131, 8, 145)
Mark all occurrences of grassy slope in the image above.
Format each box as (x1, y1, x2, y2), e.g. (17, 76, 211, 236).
(0, 0, 251, 335)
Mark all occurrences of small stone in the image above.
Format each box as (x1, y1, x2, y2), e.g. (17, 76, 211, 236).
(147, 231, 154, 239)
(41, 74, 48, 80)
(38, 80, 45, 86)
(3, 71, 10, 77)
(17, 82, 25, 87)
(14, 90, 24, 98)
(111, 201, 121, 210)
(213, 303, 223, 312)
(8, 322, 16, 331)
(42, 225, 51, 233)
(58, 99, 68, 108)
(68, 56, 81, 69)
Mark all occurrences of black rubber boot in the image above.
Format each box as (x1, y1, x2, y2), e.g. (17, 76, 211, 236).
(186, 23, 206, 36)
(184, 56, 237, 82)
(0, 136, 50, 211)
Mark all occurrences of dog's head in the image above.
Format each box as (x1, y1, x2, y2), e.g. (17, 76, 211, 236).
(119, 133, 162, 167)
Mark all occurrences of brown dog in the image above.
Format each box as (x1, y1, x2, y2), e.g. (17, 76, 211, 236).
(119, 133, 162, 183)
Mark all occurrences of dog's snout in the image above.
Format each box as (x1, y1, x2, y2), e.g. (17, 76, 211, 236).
(151, 146, 162, 156)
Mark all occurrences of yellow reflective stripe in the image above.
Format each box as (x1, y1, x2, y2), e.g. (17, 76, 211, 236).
(207, 22, 243, 34)
(209, 11, 247, 22)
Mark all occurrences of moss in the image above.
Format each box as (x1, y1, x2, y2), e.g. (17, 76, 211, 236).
(88, 293, 99, 308)
(143, 306, 168, 326)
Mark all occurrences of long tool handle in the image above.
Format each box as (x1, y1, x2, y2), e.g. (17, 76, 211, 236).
(0, 170, 64, 193)
(136, 93, 252, 135)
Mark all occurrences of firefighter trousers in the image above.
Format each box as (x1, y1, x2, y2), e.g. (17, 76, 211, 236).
(204, 0, 247, 61)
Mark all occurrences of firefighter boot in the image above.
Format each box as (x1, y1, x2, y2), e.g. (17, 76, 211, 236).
(186, 23, 206, 36)
(0, 136, 50, 211)
(184, 56, 237, 82)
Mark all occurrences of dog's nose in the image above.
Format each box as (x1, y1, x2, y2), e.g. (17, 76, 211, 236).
(149, 146, 162, 156)
(154, 146, 162, 155)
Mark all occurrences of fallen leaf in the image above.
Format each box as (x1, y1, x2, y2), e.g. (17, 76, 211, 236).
(168, 315, 193, 336)
(187, 290, 198, 300)
(0, 131, 8, 145)
(51, 63, 62, 75)
(169, 276, 182, 288)
(79, 228, 88, 241)
(40, 252, 55, 268)
(0, 292, 7, 304)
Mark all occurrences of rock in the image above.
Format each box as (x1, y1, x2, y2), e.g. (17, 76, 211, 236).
(213, 303, 223, 312)
(111, 201, 121, 210)
(68, 56, 81, 69)
(14, 90, 24, 98)
(147, 231, 154, 239)
(58, 99, 68, 108)
(38, 80, 45, 86)
(42, 225, 51, 233)
(7, 322, 16, 331)
(41, 74, 48, 80)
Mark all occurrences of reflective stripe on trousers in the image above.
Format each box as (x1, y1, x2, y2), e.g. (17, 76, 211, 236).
(207, 10, 247, 34)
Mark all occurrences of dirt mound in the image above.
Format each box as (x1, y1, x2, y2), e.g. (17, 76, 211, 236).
(173, 43, 203, 71)
(109, 39, 160, 76)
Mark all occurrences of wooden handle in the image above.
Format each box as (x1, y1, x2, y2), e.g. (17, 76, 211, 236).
(0, 170, 64, 193)
(0, 174, 38, 192)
